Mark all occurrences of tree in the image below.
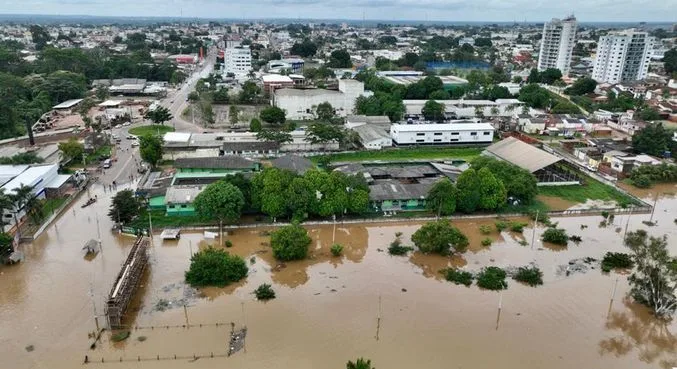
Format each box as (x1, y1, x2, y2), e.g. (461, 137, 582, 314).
(250, 118, 262, 132)
(58, 138, 84, 162)
(518, 84, 552, 109)
(411, 220, 469, 255)
(455, 168, 481, 213)
(305, 122, 345, 144)
(421, 99, 445, 121)
(251, 168, 295, 218)
(565, 77, 597, 96)
(188, 91, 199, 102)
(527, 68, 541, 84)
(0, 189, 14, 233)
(315, 102, 335, 121)
(663, 48, 677, 75)
(477, 167, 507, 210)
(256, 129, 292, 143)
(426, 178, 457, 215)
(0, 232, 13, 256)
(539, 68, 563, 85)
(624, 230, 677, 318)
(95, 85, 109, 101)
(259, 106, 286, 125)
(429, 89, 450, 100)
(470, 156, 538, 203)
(637, 107, 661, 121)
(144, 106, 173, 125)
(270, 222, 312, 261)
(108, 190, 140, 224)
(346, 358, 374, 369)
(239, 81, 261, 103)
(290, 39, 317, 57)
(185, 247, 248, 287)
(632, 123, 674, 157)
(327, 49, 352, 68)
(542, 227, 569, 245)
(139, 134, 163, 168)
(229, 105, 240, 126)
(193, 181, 245, 225)
(212, 87, 229, 104)
(30, 25, 51, 50)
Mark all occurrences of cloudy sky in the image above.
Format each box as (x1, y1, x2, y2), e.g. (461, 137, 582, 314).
(3, 0, 676, 22)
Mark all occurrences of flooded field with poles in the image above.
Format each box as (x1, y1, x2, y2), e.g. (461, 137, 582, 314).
(1, 182, 676, 369)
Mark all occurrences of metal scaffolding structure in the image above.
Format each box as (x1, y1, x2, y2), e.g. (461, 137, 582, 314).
(105, 236, 149, 329)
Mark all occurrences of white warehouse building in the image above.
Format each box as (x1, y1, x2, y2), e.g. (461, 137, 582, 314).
(273, 80, 371, 120)
(390, 123, 494, 146)
(224, 46, 252, 81)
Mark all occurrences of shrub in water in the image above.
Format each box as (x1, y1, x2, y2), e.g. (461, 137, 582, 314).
(185, 247, 248, 287)
(112, 331, 130, 342)
(510, 221, 527, 233)
(254, 283, 276, 300)
(513, 266, 543, 286)
(481, 238, 492, 246)
(330, 243, 344, 257)
(479, 225, 492, 235)
(225, 240, 233, 248)
(476, 266, 508, 290)
(270, 223, 311, 261)
(601, 252, 634, 273)
(541, 227, 568, 246)
(388, 239, 414, 256)
(569, 235, 582, 244)
(443, 268, 474, 286)
(495, 221, 508, 232)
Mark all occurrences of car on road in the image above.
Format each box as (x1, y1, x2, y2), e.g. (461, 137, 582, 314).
(126, 134, 137, 140)
(114, 124, 122, 129)
(131, 140, 140, 147)
(102, 159, 112, 169)
(122, 122, 131, 127)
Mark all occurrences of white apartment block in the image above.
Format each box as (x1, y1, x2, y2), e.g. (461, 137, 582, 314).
(224, 46, 252, 80)
(592, 30, 656, 84)
(537, 16, 577, 75)
(390, 123, 494, 146)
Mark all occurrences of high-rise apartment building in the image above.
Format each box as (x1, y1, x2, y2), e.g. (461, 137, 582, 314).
(537, 16, 577, 75)
(224, 46, 252, 80)
(591, 29, 655, 84)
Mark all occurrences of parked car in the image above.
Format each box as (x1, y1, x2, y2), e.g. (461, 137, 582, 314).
(126, 135, 136, 140)
(114, 124, 122, 129)
(131, 141, 140, 147)
(122, 122, 131, 127)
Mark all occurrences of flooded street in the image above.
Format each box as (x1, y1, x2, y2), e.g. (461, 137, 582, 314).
(1, 183, 677, 369)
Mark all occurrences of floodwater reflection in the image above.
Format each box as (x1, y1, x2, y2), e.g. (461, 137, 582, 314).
(599, 298, 677, 369)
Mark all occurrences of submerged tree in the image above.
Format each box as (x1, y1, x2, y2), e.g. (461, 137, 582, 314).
(624, 230, 677, 318)
(346, 358, 374, 369)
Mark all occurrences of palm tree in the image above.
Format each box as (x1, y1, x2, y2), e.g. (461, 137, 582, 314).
(0, 188, 14, 232)
(10, 184, 34, 212)
(490, 106, 500, 116)
(347, 358, 374, 369)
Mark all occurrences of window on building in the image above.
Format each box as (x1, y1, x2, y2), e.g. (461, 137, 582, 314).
(451, 132, 460, 135)
(416, 139, 425, 143)
(470, 132, 477, 136)
(483, 132, 491, 135)
(181, 205, 187, 208)
(450, 138, 459, 142)
(433, 139, 442, 142)
(433, 132, 442, 136)
(416, 133, 425, 136)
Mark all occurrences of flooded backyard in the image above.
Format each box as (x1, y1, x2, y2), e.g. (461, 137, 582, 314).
(1, 183, 677, 369)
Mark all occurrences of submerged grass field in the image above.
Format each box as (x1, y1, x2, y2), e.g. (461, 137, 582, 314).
(313, 147, 483, 163)
(537, 176, 640, 207)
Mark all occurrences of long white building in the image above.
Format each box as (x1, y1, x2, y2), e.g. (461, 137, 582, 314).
(537, 16, 577, 75)
(592, 29, 655, 84)
(390, 123, 494, 146)
(273, 80, 371, 120)
(224, 46, 252, 81)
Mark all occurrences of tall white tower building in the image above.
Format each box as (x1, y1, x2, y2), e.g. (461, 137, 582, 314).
(591, 29, 655, 84)
(224, 46, 252, 81)
(537, 16, 577, 75)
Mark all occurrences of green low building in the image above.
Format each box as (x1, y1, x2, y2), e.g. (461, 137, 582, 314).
(164, 186, 202, 216)
(173, 156, 260, 185)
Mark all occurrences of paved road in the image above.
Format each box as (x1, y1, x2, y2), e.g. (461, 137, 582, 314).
(96, 51, 217, 188)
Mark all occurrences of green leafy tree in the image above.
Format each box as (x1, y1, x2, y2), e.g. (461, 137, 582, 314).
(185, 247, 248, 287)
(421, 99, 445, 121)
(250, 118, 262, 132)
(239, 80, 261, 103)
(542, 227, 569, 245)
(429, 89, 450, 100)
(455, 168, 481, 213)
(348, 189, 370, 215)
(477, 266, 508, 290)
(193, 181, 245, 224)
(58, 138, 84, 162)
(139, 134, 163, 168)
(411, 220, 469, 255)
(212, 87, 229, 104)
(347, 358, 374, 369)
(518, 84, 552, 109)
(637, 108, 661, 121)
(663, 48, 677, 75)
(305, 122, 345, 144)
(144, 106, 173, 125)
(477, 167, 507, 210)
(290, 39, 318, 57)
(30, 25, 51, 50)
(0, 232, 13, 256)
(270, 222, 312, 261)
(187, 91, 199, 102)
(260, 106, 286, 125)
(256, 129, 292, 144)
(95, 85, 109, 101)
(527, 68, 540, 84)
(539, 68, 563, 85)
(251, 168, 295, 218)
(108, 190, 140, 224)
(315, 101, 335, 121)
(284, 176, 313, 221)
(229, 105, 240, 125)
(426, 178, 457, 215)
(632, 123, 674, 157)
(327, 49, 352, 68)
(470, 156, 538, 203)
(624, 230, 677, 318)
(565, 77, 597, 96)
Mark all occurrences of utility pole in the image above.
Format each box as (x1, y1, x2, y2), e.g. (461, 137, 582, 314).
(96, 215, 102, 252)
(530, 209, 539, 250)
(649, 192, 659, 224)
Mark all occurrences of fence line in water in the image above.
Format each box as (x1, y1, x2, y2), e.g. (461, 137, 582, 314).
(84, 351, 230, 364)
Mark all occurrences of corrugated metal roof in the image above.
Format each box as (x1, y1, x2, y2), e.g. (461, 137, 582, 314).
(484, 137, 561, 173)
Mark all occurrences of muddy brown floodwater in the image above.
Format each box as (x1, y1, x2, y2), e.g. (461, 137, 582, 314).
(1, 183, 677, 369)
